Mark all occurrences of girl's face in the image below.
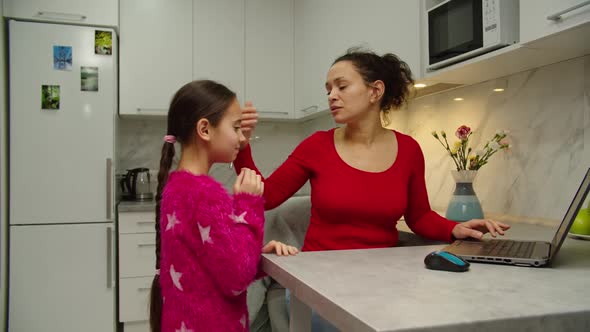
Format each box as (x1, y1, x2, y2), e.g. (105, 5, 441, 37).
(325, 61, 375, 124)
(209, 98, 246, 163)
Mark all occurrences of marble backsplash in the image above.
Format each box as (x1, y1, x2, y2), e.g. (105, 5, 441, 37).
(117, 54, 589, 224)
(116, 117, 320, 194)
(387, 54, 590, 223)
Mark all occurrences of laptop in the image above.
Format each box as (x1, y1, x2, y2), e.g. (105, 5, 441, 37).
(442, 168, 590, 267)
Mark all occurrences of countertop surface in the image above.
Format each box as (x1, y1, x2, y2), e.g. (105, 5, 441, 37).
(262, 223, 590, 331)
(117, 199, 156, 212)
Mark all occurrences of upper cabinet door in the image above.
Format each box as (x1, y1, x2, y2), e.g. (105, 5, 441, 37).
(294, 0, 421, 117)
(3, 0, 118, 27)
(520, 0, 590, 44)
(245, 0, 294, 120)
(119, 0, 193, 116)
(194, 0, 245, 105)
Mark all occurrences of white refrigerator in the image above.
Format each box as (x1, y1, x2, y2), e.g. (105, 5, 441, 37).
(8, 21, 116, 332)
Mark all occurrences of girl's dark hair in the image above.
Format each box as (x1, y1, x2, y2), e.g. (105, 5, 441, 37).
(150, 80, 236, 332)
(333, 47, 415, 111)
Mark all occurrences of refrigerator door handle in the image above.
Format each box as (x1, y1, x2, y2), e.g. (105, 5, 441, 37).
(106, 158, 113, 221)
(106, 226, 114, 289)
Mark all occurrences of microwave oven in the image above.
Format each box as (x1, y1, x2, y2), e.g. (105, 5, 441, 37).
(427, 0, 519, 71)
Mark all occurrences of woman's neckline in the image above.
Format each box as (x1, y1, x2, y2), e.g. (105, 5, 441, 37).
(330, 127, 401, 174)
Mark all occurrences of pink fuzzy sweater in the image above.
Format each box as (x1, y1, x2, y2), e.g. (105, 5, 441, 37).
(159, 171, 265, 332)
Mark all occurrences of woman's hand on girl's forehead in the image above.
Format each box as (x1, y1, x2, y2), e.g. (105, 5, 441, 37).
(240, 101, 258, 143)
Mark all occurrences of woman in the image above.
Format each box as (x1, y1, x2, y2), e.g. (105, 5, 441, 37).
(236, 48, 510, 330)
(237, 48, 510, 250)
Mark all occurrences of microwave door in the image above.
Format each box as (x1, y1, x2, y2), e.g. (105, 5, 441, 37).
(428, 0, 483, 66)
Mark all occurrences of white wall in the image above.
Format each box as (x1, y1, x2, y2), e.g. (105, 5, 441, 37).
(1, 0, 8, 328)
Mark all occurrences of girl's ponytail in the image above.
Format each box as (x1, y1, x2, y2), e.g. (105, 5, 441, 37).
(149, 140, 175, 332)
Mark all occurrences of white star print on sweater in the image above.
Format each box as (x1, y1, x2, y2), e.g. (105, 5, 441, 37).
(230, 211, 248, 224)
(166, 212, 180, 231)
(176, 322, 193, 332)
(197, 223, 213, 244)
(169, 265, 183, 291)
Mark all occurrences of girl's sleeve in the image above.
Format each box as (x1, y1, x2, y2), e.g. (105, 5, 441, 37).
(403, 139, 458, 242)
(183, 190, 266, 297)
(233, 135, 315, 210)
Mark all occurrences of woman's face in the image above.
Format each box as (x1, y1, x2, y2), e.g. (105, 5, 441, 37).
(325, 60, 374, 124)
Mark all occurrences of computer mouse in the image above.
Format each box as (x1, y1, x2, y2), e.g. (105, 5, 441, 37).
(424, 250, 470, 272)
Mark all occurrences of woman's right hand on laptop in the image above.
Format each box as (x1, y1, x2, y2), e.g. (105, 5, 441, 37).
(452, 219, 511, 240)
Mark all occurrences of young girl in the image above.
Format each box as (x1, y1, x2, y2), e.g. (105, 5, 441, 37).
(149, 80, 298, 332)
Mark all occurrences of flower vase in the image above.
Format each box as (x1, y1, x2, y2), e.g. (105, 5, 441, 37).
(445, 170, 484, 222)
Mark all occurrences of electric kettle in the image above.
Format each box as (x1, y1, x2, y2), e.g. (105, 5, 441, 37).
(120, 167, 154, 201)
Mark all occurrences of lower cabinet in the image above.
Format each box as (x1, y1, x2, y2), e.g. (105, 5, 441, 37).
(118, 210, 157, 331)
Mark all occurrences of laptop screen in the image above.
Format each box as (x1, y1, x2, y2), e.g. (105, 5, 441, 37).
(550, 168, 590, 258)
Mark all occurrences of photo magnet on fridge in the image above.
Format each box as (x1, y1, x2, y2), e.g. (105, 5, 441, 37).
(81, 66, 99, 92)
(53, 46, 72, 71)
(95, 30, 112, 55)
(41, 85, 60, 110)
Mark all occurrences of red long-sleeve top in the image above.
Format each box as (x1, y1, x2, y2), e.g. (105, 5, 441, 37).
(234, 129, 458, 251)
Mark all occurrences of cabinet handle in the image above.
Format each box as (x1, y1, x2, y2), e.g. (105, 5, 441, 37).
(137, 287, 151, 291)
(138, 243, 156, 248)
(106, 158, 113, 221)
(136, 221, 154, 225)
(106, 226, 113, 289)
(137, 108, 167, 113)
(299, 105, 318, 113)
(547, 0, 590, 20)
(258, 111, 290, 115)
(37, 11, 87, 21)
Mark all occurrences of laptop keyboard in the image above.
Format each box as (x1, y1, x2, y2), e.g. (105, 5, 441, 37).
(481, 240, 536, 258)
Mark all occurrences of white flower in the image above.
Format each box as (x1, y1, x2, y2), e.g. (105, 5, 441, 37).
(489, 141, 500, 150)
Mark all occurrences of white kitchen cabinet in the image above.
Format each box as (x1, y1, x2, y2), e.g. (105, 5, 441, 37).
(520, 0, 590, 44)
(193, 0, 245, 105)
(294, 0, 421, 117)
(245, 0, 294, 120)
(119, 0, 193, 116)
(9, 224, 115, 332)
(118, 210, 156, 328)
(3, 0, 117, 27)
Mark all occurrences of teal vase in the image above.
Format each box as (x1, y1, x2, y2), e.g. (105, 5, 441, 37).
(445, 170, 484, 222)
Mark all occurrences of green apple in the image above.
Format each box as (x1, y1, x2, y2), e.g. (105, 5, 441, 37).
(570, 208, 590, 235)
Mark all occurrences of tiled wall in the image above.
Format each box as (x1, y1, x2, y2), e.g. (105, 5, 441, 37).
(118, 55, 589, 223)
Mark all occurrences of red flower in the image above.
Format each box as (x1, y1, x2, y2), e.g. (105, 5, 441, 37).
(455, 125, 471, 140)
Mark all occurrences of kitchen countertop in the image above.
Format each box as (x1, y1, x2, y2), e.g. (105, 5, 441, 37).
(117, 199, 156, 212)
(262, 223, 590, 331)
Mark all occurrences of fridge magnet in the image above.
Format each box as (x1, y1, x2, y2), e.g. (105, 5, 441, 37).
(41, 85, 60, 110)
(81, 66, 99, 92)
(95, 30, 112, 55)
(53, 46, 72, 71)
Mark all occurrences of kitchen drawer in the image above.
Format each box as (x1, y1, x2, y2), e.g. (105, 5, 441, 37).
(123, 320, 149, 332)
(119, 211, 156, 234)
(119, 233, 157, 278)
(119, 277, 152, 322)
